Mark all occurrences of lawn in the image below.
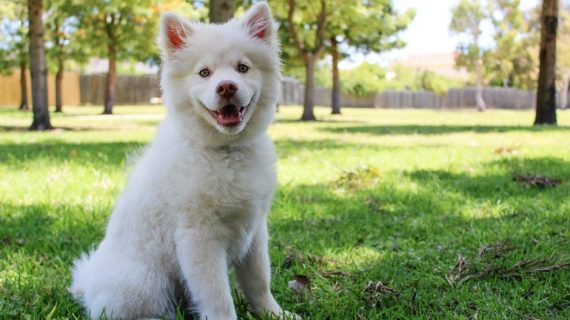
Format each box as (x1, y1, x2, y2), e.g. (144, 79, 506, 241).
(0, 106, 569, 319)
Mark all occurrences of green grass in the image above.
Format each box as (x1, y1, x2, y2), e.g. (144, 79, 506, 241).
(1, 106, 569, 319)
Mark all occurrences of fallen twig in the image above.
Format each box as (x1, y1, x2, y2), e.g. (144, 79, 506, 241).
(514, 174, 562, 188)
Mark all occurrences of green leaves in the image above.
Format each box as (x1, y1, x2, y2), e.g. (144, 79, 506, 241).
(72, 0, 155, 61)
(273, 0, 413, 76)
(450, 0, 486, 37)
(328, 0, 414, 54)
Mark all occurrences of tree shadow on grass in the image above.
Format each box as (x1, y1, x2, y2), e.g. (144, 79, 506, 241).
(273, 138, 448, 160)
(268, 156, 570, 318)
(321, 124, 570, 136)
(0, 141, 146, 167)
(0, 123, 159, 132)
(270, 156, 569, 255)
(0, 203, 108, 256)
(0, 202, 109, 318)
(1, 138, 387, 169)
(0, 139, 366, 169)
(274, 139, 368, 160)
(270, 164, 568, 263)
(0, 125, 106, 132)
(404, 156, 570, 203)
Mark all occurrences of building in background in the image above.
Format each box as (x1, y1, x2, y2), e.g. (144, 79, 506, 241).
(392, 52, 469, 80)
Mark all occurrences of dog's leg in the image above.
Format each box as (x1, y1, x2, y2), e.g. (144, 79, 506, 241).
(234, 221, 287, 318)
(176, 228, 236, 320)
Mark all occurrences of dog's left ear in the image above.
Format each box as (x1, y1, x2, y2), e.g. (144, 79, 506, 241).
(158, 13, 193, 59)
(240, 2, 275, 42)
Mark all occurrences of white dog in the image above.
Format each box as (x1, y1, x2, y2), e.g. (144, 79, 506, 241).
(70, 3, 293, 319)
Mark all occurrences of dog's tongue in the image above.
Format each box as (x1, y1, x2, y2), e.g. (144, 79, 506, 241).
(217, 104, 241, 126)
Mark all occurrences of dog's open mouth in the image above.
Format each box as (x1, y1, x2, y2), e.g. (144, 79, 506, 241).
(209, 104, 248, 127)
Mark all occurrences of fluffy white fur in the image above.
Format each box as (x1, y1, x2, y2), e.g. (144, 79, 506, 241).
(69, 3, 294, 319)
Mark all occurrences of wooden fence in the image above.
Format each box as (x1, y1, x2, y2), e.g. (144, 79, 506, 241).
(80, 74, 161, 105)
(282, 79, 540, 109)
(0, 70, 80, 106)
(79, 74, 559, 109)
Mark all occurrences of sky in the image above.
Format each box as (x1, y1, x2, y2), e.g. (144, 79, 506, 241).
(339, 0, 540, 68)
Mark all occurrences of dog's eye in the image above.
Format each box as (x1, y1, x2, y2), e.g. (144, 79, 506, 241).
(237, 64, 249, 73)
(198, 68, 210, 77)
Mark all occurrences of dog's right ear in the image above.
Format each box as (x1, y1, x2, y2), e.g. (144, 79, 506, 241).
(158, 13, 193, 58)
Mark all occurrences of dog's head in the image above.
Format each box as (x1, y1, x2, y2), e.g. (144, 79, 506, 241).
(158, 3, 280, 146)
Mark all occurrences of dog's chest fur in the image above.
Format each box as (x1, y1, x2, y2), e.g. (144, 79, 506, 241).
(160, 136, 277, 261)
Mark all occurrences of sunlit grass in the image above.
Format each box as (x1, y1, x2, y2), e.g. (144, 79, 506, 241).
(1, 105, 569, 319)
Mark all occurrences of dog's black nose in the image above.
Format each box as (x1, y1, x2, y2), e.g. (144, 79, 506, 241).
(216, 81, 238, 99)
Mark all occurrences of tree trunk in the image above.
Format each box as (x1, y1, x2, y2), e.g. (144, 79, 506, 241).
(28, 0, 52, 130)
(301, 53, 317, 121)
(55, 58, 64, 113)
(331, 36, 341, 115)
(209, 0, 235, 23)
(475, 58, 486, 111)
(535, 0, 558, 125)
(103, 56, 116, 115)
(19, 60, 29, 111)
(560, 73, 569, 110)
